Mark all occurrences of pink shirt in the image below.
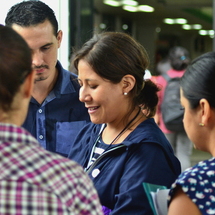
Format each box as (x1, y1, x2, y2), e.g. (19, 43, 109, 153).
(153, 69, 185, 133)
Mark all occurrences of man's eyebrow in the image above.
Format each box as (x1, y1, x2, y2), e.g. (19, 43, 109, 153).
(41, 42, 53, 48)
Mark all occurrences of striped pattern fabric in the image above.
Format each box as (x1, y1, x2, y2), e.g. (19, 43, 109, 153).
(0, 123, 103, 215)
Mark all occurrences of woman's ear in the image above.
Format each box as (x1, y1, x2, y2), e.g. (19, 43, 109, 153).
(199, 98, 211, 126)
(121, 75, 136, 94)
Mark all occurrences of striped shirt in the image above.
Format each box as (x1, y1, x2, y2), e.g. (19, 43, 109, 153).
(0, 123, 103, 215)
(87, 137, 114, 169)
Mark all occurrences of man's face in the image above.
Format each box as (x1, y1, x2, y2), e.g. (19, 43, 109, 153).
(12, 20, 62, 83)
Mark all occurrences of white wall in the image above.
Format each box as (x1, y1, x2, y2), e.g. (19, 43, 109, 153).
(0, 0, 69, 69)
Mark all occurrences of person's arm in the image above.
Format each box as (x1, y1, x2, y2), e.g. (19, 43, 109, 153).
(168, 187, 202, 215)
(111, 142, 179, 215)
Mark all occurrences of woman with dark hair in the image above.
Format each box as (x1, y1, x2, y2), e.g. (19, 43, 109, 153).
(168, 52, 215, 215)
(68, 32, 181, 215)
(155, 46, 192, 172)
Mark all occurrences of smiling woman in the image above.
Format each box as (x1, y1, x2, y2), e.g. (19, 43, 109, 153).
(68, 31, 181, 215)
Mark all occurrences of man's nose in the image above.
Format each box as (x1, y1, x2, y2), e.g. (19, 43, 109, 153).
(32, 51, 44, 67)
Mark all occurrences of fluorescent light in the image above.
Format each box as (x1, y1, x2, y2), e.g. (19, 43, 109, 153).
(163, 18, 174, 24)
(175, 18, 187, 24)
(209, 30, 214, 36)
(104, 0, 121, 7)
(193, 24, 202, 30)
(182, 25, 191, 30)
(122, 0, 138, 6)
(138, 5, 154, 12)
(199, 30, 207, 35)
(199, 30, 214, 36)
(123, 5, 138, 12)
(182, 24, 202, 30)
(164, 18, 187, 25)
(104, 0, 154, 13)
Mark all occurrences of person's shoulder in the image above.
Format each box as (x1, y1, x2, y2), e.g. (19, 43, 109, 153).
(176, 157, 215, 183)
(129, 119, 166, 144)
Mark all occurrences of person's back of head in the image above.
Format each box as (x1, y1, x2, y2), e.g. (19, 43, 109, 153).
(73, 31, 159, 117)
(181, 51, 215, 109)
(169, 46, 190, 71)
(0, 24, 32, 113)
(5, 0, 58, 36)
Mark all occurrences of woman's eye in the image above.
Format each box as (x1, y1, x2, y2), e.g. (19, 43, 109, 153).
(90, 85, 97, 89)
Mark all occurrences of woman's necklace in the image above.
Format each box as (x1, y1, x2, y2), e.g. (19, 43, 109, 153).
(104, 108, 141, 146)
(85, 108, 141, 171)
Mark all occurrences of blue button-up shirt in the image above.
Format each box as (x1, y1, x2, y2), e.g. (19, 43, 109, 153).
(22, 61, 90, 157)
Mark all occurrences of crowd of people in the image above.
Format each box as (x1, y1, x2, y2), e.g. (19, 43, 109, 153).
(154, 46, 193, 171)
(0, 0, 214, 215)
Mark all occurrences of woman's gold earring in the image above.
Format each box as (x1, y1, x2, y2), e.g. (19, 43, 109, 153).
(199, 123, 205, 127)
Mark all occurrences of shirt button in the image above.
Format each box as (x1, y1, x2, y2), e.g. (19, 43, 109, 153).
(38, 109, 42, 113)
(39, 135, 43, 139)
(92, 169, 100, 178)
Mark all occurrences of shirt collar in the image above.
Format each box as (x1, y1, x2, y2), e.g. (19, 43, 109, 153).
(30, 61, 77, 104)
(54, 61, 76, 96)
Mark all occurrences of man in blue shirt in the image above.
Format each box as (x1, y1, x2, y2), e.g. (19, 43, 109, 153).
(5, 1, 90, 157)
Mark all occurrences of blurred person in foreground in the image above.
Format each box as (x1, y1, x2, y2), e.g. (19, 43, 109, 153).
(68, 32, 181, 215)
(0, 24, 102, 215)
(5, 0, 90, 157)
(155, 46, 193, 171)
(168, 52, 215, 215)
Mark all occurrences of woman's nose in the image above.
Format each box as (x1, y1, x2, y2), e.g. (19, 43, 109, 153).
(79, 87, 91, 102)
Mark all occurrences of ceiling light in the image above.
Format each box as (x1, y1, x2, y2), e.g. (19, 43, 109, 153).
(175, 18, 187, 24)
(163, 18, 174, 24)
(182, 24, 202, 30)
(163, 18, 187, 25)
(182, 25, 191, 30)
(199, 30, 214, 36)
(138, 5, 154, 12)
(104, 0, 121, 7)
(123, 5, 138, 12)
(122, 0, 138, 6)
(209, 30, 214, 36)
(199, 30, 207, 35)
(193, 24, 202, 30)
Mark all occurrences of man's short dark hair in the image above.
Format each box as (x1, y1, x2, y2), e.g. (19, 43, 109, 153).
(5, 1, 58, 36)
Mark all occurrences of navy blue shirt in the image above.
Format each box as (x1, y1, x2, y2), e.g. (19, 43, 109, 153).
(22, 61, 90, 157)
(68, 119, 181, 214)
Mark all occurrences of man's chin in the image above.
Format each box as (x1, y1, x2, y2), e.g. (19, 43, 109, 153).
(34, 76, 48, 83)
